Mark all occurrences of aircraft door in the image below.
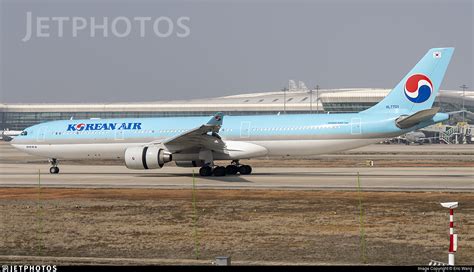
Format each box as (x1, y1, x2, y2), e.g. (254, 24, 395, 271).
(36, 126, 46, 142)
(351, 118, 362, 135)
(240, 121, 251, 138)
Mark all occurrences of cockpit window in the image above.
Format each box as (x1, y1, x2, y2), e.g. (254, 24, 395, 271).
(20, 131, 28, 136)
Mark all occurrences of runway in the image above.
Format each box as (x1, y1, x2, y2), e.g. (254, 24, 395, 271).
(1, 163, 472, 191)
(1, 142, 473, 191)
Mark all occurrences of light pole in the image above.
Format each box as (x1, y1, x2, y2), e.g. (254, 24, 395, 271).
(459, 84, 468, 123)
(282, 87, 288, 114)
(315, 85, 320, 113)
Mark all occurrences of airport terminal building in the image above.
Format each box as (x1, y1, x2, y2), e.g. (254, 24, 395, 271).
(1, 88, 473, 131)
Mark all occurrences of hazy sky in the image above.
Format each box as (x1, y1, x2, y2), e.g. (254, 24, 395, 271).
(0, 0, 472, 103)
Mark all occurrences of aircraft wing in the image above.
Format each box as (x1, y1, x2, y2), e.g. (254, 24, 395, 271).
(159, 112, 226, 152)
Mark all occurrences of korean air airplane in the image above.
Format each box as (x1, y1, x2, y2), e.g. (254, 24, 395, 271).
(11, 47, 454, 176)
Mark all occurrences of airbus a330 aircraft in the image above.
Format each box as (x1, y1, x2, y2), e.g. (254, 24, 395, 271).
(11, 47, 454, 176)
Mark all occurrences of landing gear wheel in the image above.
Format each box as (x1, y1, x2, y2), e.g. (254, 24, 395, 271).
(48, 158, 59, 174)
(199, 166, 213, 177)
(238, 165, 252, 175)
(49, 166, 60, 174)
(213, 166, 226, 177)
(225, 165, 239, 175)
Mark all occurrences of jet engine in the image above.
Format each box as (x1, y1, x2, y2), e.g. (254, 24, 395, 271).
(125, 146, 172, 169)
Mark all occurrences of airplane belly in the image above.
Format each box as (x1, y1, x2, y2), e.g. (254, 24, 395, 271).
(12, 143, 142, 160)
(12, 138, 385, 162)
(252, 138, 385, 156)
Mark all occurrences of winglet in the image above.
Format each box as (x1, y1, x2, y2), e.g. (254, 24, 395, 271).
(206, 112, 224, 127)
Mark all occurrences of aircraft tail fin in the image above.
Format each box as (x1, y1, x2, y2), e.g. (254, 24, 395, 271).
(363, 48, 454, 114)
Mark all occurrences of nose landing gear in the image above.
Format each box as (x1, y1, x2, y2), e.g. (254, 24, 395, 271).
(49, 158, 60, 174)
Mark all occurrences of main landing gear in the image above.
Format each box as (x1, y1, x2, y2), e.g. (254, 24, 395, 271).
(199, 160, 252, 177)
(49, 158, 60, 174)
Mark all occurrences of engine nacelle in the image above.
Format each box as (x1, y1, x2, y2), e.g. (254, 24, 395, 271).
(175, 160, 205, 168)
(125, 146, 172, 170)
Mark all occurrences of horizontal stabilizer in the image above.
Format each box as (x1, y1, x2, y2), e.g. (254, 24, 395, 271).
(396, 107, 440, 129)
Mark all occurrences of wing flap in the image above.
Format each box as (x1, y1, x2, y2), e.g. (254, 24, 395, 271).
(161, 112, 224, 151)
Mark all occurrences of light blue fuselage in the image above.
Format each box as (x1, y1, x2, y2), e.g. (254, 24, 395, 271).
(11, 111, 448, 161)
